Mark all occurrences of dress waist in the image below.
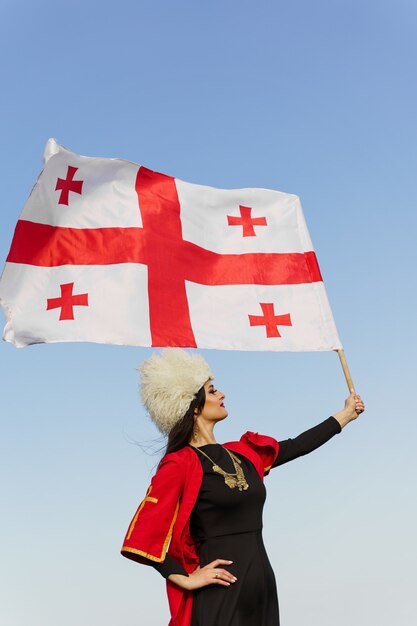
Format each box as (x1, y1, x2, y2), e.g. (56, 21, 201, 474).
(196, 527, 263, 542)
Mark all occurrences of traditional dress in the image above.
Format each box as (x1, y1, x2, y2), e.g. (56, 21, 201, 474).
(121, 417, 341, 625)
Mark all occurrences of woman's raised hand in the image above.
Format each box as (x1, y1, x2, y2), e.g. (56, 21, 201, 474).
(168, 559, 237, 590)
(334, 390, 365, 428)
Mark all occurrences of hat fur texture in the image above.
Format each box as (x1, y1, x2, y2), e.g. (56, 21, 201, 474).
(139, 349, 214, 434)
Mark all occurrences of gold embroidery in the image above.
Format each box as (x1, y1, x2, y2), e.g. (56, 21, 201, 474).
(126, 485, 159, 540)
(121, 546, 166, 563)
(122, 499, 180, 562)
(161, 499, 180, 557)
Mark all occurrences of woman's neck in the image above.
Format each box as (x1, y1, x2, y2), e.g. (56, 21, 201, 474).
(191, 423, 217, 447)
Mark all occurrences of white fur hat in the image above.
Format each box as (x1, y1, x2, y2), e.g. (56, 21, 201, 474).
(139, 349, 214, 434)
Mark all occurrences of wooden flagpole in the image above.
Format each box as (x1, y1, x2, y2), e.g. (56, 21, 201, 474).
(337, 349, 355, 393)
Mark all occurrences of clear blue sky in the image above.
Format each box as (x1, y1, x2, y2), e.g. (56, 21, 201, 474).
(1, 1, 416, 625)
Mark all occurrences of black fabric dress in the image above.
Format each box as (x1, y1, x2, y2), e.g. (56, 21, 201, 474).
(189, 443, 278, 625)
(152, 416, 341, 626)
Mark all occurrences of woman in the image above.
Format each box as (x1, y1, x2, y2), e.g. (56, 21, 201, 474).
(121, 349, 364, 626)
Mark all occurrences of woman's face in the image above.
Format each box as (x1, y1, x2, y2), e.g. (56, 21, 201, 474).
(198, 380, 228, 424)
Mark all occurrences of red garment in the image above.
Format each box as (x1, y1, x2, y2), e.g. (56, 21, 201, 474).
(121, 432, 279, 626)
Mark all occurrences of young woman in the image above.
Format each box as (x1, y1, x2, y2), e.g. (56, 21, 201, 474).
(121, 349, 364, 626)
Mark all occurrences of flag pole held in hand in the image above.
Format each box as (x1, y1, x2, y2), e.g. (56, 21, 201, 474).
(337, 349, 355, 392)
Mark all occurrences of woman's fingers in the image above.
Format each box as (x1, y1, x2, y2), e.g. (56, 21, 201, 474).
(206, 558, 233, 567)
(354, 394, 365, 413)
(346, 390, 365, 416)
(211, 568, 237, 583)
(201, 558, 237, 586)
(186, 564, 237, 590)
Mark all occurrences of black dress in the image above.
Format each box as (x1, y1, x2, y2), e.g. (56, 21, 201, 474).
(189, 443, 278, 625)
(152, 416, 341, 626)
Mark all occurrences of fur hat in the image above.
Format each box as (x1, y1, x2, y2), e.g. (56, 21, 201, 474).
(139, 349, 214, 434)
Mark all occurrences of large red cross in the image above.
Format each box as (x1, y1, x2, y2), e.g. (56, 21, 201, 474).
(46, 282, 88, 320)
(248, 302, 292, 338)
(227, 205, 267, 237)
(55, 166, 83, 205)
(7, 168, 322, 346)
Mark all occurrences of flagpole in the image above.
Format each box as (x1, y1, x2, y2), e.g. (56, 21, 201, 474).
(337, 349, 355, 392)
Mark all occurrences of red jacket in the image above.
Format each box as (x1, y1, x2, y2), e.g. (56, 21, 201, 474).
(121, 432, 279, 626)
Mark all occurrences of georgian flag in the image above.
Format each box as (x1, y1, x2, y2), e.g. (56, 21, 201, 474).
(0, 139, 342, 350)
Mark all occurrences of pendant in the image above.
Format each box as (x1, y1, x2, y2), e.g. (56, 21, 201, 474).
(212, 464, 249, 491)
(225, 475, 237, 489)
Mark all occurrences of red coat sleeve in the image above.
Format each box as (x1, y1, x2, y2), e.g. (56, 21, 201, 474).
(239, 431, 280, 475)
(121, 453, 186, 564)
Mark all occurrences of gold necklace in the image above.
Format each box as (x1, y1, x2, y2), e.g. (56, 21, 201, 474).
(192, 446, 249, 491)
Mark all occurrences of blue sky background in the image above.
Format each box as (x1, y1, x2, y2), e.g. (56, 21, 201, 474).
(1, 1, 416, 625)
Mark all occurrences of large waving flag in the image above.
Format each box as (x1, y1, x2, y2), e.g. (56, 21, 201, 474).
(0, 139, 342, 350)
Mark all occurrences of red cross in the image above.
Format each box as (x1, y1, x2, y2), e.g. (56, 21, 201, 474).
(7, 169, 322, 345)
(46, 282, 88, 320)
(55, 166, 83, 205)
(227, 205, 267, 237)
(248, 302, 292, 338)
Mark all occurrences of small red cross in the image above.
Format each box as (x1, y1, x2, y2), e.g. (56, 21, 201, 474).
(46, 282, 88, 320)
(248, 302, 292, 338)
(227, 205, 267, 237)
(55, 166, 83, 205)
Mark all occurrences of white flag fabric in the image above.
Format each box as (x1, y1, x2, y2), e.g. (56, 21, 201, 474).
(0, 139, 342, 350)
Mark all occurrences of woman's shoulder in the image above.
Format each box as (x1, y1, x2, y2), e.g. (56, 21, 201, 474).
(224, 431, 278, 448)
(224, 432, 279, 476)
(239, 431, 279, 447)
(158, 445, 198, 470)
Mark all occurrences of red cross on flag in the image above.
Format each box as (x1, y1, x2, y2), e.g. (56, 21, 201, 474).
(0, 139, 342, 351)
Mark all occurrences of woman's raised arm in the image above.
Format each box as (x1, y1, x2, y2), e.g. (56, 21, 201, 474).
(273, 391, 365, 468)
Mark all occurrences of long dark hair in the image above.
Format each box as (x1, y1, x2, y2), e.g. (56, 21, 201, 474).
(164, 385, 206, 456)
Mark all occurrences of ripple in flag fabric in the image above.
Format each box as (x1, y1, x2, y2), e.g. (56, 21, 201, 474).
(0, 139, 342, 350)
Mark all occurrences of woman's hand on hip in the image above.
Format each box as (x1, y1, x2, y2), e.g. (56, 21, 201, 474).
(168, 559, 237, 590)
(334, 390, 365, 428)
